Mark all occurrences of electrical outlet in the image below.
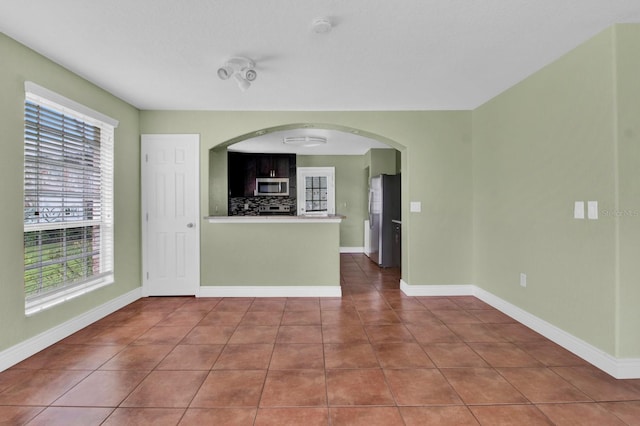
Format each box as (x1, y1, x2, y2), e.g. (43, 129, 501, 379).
(520, 273, 527, 288)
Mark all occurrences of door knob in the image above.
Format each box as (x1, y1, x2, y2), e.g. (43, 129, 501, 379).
(187, 223, 195, 228)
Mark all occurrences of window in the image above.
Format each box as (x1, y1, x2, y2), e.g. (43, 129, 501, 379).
(23, 82, 118, 315)
(296, 167, 335, 216)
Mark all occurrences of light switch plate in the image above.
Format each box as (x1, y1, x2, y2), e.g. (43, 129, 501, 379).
(410, 201, 421, 213)
(588, 201, 598, 220)
(574, 201, 585, 219)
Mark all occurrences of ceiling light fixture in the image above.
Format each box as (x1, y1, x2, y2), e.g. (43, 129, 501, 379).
(217, 56, 257, 91)
(283, 136, 327, 147)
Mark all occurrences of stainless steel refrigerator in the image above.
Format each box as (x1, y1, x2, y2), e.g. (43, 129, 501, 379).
(367, 174, 401, 267)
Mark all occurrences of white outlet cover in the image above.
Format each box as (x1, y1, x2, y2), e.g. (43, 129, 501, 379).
(587, 201, 598, 220)
(410, 201, 421, 213)
(574, 201, 585, 219)
(520, 273, 527, 287)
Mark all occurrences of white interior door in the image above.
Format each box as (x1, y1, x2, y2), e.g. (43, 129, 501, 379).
(297, 167, 335, 216)
(141, 134, 200, 296)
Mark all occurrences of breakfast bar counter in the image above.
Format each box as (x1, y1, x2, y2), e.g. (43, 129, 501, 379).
(200, 215, 344, 297)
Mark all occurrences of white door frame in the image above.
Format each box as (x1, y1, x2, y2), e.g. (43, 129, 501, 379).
(296, 167, 336, 216)
(141, 134, 200, 296)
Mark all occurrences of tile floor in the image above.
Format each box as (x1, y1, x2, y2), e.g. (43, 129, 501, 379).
(1, 254, 640, 425)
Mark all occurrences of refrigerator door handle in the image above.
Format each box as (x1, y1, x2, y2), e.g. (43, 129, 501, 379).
(368, 189, 374, 226)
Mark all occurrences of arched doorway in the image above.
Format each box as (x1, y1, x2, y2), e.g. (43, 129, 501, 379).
(208, 122, 407, 276)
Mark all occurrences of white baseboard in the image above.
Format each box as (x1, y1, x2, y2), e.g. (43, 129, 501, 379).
(199, 285, 342, 298)
(400, 281, 640, 379)
(0, 288, 141, 373)
(400, 280, 475, 296)
(340, 247, 364, 253)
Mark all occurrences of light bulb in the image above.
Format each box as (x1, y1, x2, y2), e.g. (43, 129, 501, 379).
(245, 69, 257, 82)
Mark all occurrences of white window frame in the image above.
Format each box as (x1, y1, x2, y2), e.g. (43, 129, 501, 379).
(296, 167, 336, 216)
(23, 82, 118, 316)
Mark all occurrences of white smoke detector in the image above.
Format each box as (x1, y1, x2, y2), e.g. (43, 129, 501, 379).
(312, 17, 332, 34)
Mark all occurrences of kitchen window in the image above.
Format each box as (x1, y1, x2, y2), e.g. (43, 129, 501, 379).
(23, 82, 118, 315)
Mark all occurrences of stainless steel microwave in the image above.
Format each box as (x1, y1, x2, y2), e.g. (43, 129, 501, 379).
(254, 178, 289, 196)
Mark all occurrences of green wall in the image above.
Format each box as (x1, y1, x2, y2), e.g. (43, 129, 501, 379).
(614, 25, 640, 357)
(473, 25, 640, 357)
(208, 146, 228, 215)
(139, 111, 474, 288)
(0, 34, 140, 352)
(203, 222, 340, 286)
(297, 155, 369, 247)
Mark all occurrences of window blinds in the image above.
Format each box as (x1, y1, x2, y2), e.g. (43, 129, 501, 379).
(24, 85, 115, 305)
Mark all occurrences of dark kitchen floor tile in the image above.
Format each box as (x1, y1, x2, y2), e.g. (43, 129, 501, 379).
(99, 344, 174, 370)
(469, 404, 553, 425)
(190, 370, 267, 408)
(240, 311, 284, 326)
(132, 325, 193, 345)
(364, 324, 415, 344)
(517, 340, 591, 367)
(52, 370, 148, 407)
(497, 367, 591, 403)
(384, 368, 462, 405)
(400, 406, 479, 426)
(277, 325, 323, 344)
(281, 309, 322, 325)
(537, 402, 627, 425)
(269, 344, 324, 370)
(103, 408, 187, 426)
(228, 326, 279, 344)
(468, 342, 542, 367)
(329, 407, 404, 426)
(182, 325, 236, 344)
(260, 369, 327, 407)
(422, 342, 489, 368)
(121, 370, 208, 408)
(322, 324, 370, 343)
(0, 369, 90, 405)
(552, 366, 640, 401)
(156, 344, 224, 370)
(27, 407, 113, 426)
(180, 408, 257, 425)
(441, 368, 528, 404)
(254, 408, 329, 426)
(12, 344, 122, 370)
(213, 344, 274, 370)
(0, 406, 45, 425)
(326, 369, 394, 406)
(324, 343, 379, 369)
(405, 322, 461, 343)
(599, 401, 640, 426)
(373, 342, 435, 368)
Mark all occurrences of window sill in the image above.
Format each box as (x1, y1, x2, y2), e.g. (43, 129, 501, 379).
(25, 275, 114, 317)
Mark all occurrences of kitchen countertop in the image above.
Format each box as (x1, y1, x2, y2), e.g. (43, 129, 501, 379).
(206, 215, 345, 224)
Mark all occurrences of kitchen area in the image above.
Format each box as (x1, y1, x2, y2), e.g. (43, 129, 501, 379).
(227, 152, 298, 216)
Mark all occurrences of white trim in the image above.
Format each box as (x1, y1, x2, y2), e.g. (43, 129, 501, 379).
(340, 246, 364, 253)
(399, 281, 640, 379)
(0, 288, 141, 373)
(400, 280, 475, 296)
(198, 285, 342, 298)
(207, 216, 343, 224)
(24, 81, 119, 128)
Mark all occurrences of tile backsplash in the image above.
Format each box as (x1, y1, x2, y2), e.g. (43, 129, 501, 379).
(229, 196, 297, 216)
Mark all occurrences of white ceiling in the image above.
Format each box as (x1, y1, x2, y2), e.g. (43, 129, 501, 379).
(228, 128, 393, 156)
(2, 0, 640, 112)
(2, 1, 640, 155)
